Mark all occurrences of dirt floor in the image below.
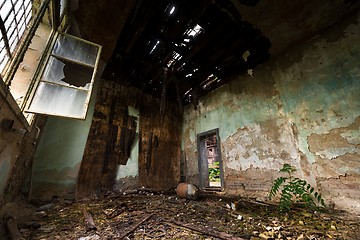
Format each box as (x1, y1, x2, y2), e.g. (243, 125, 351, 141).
(0, 192, 359, 240)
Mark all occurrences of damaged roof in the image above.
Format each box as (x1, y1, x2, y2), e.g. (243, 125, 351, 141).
(74, 0, 360, 105)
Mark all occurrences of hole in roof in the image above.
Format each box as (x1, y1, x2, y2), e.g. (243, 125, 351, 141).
(150, 40, 160, 54)
(167, 51, 182, 67)
(169, 6, 175, 15)
(201, 74, 218, 89)
(185, 24, 204, 38)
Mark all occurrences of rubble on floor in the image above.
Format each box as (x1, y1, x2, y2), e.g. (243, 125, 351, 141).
(0, 192, 359, 239)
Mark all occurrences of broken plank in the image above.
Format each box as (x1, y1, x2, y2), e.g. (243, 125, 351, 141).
(84, 211, 97, 231)
(119, 213, 154, 239)
(6, 216, 25, 240)
(169, 219, 246, 240)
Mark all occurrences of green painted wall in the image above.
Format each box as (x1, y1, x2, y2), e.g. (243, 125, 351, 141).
(31, 78, 101, 200)
(116, 106, 139, 179)
(182, 12, 360, 211)
(0, 149, 11, 195)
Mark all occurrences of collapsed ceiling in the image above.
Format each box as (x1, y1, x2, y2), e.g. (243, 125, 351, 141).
(75, 0, 360, 105)
(102, 0, 270, 104)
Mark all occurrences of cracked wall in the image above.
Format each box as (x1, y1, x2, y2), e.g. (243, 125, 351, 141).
(182, 12, 360, 212)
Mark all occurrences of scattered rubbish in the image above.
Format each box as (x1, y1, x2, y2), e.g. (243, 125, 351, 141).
(34, 211, 47, 217)
(102, 207, 125, 219)
(231, 201, 240, 211)
(78, 234, 100, 240)
(273, 226, 282, 231)
(119, 214, 153, 239)
(1, 194, 358, 239)
(36, 203, 54, 211)
(176, 183, 199, 200)
(144, 228, 167, 238)
(122, 189, 138, 195)
(84, 211, 97, 231)
(247, 69, 254, 77)
(24, 221, 41, 229)
(259, 232, 272, 239)
(31, 222, 41, 229)
(297, 233, 305, 240)
(168, 219, 245, 240)
(6, 215, 25, 240)
(38, 227, 54, 232)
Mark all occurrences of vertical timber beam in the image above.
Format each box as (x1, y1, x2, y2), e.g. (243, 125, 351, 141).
(51, 0, 60, 30)
(0, 17, 12, 59)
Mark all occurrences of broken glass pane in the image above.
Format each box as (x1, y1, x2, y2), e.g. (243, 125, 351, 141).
(61, 59, 93, 88)
(28, 82, 89, 118)
(52, 34, 98, 66)
(26, 32, 101, 119)
(41, 56, 65, 84)
(42, 56, 93, 89)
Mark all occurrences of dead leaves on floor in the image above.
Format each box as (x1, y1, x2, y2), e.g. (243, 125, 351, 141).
(5, 193, 360, 240)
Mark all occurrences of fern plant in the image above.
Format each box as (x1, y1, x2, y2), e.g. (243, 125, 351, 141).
(269, 163, 325, 211)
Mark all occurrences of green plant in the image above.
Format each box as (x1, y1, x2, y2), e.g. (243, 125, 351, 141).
(269, 163, 325, 211)
(208, 162, 220, 182)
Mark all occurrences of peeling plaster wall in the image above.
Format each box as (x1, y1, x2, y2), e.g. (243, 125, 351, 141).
(114, 106, 140, 192)
(182, 12, 360, 212)
(116, 106, 140, 180)
(274, 12, 360, 212)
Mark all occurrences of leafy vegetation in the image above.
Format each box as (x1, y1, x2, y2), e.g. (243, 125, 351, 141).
(269, 163, 325, 211)
(209, 161, 220, 182)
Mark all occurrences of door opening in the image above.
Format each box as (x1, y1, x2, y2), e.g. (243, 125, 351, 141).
(197, 129, 223, 190)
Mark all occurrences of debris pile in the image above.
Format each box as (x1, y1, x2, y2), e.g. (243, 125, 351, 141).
(0, 193, 359, 239)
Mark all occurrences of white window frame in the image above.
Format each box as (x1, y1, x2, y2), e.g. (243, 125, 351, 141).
(0, 0, 32, 74)
(0, 0, 102, 124)
(25, 31, 102, 119)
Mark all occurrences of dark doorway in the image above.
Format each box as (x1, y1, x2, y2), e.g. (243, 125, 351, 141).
(197, 129, 224, 190)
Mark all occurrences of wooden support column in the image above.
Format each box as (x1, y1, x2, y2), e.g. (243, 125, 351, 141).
(51, 0, 61, 30)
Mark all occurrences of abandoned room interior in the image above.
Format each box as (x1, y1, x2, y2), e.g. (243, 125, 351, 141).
(0, 0, 360, 239)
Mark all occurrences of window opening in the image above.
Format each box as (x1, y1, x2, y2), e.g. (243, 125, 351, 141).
(0, 0, 32, 74)
(10, 24, 52, 122)
(197, 129, 224, 190)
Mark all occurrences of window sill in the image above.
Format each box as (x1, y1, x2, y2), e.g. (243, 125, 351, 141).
(1, 80, 32, 131)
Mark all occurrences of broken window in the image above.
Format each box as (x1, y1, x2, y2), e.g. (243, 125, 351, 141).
(0, 0, 32, 74)
(0, 0, 101, 124)
(25, 32, 102, 119)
